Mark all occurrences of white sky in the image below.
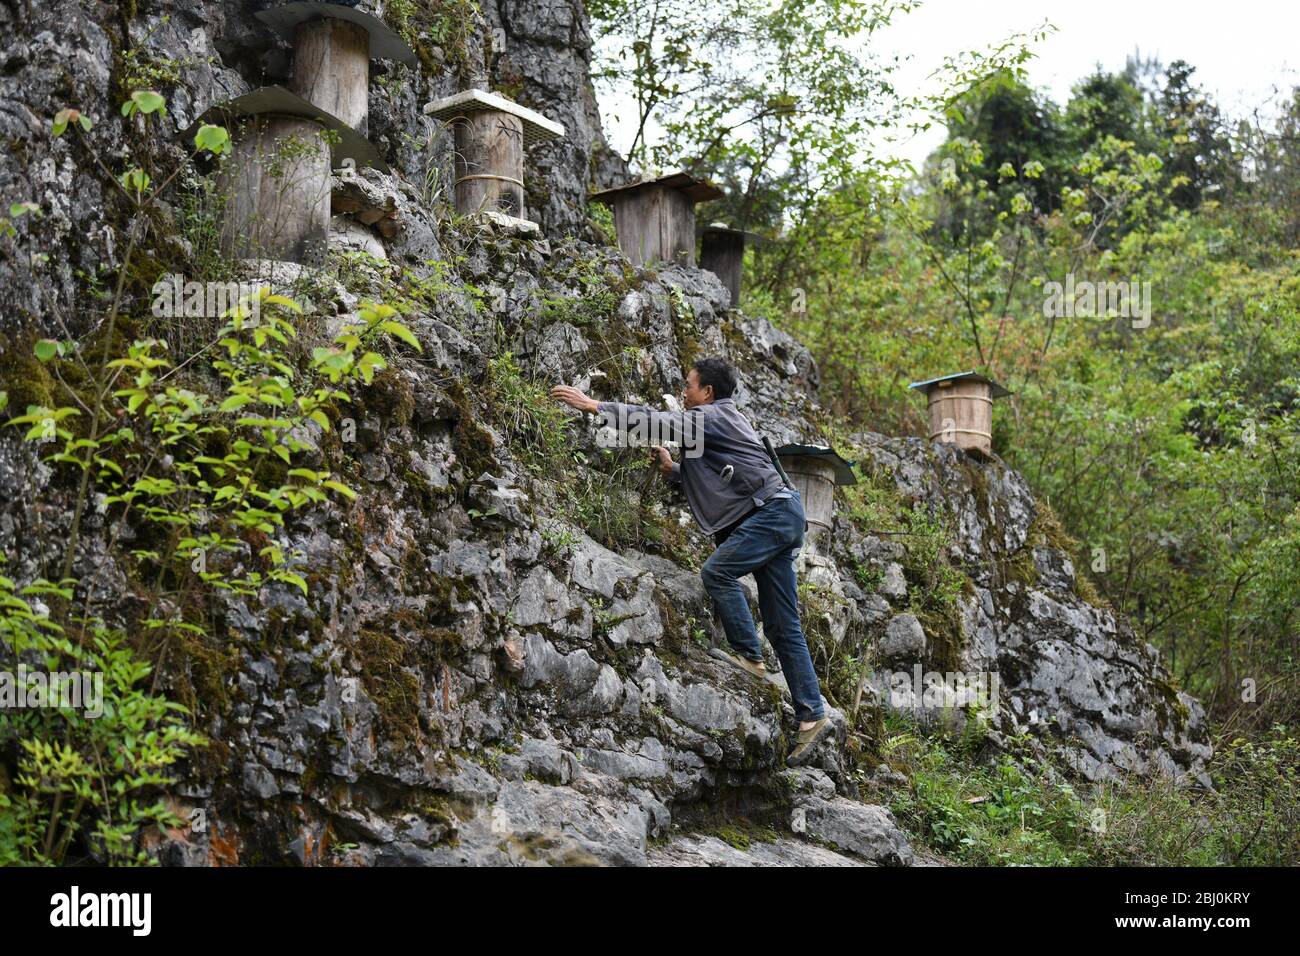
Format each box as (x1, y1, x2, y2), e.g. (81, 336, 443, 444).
(596, 0, 1300, 170)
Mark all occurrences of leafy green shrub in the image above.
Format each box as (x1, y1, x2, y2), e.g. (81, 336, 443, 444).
(0, 573, 206, 865)
(0, 90, 421, 865)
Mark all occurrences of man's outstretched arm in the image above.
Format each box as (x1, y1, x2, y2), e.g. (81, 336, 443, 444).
(549, 385, 601, 415)
(549, 385, 696, 445)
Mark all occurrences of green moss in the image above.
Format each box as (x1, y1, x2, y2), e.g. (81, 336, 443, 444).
(539, 258, 621, 329)
(420, 626, 464, 665)
(1025, 502, 1112, 610)
(419, 796, 462, 828)
(364, 366, 416, 427)
(668, 285, 701, 373)
(1072, 565, 1108, 609)
(693, 814, 783, 851)
(410, 794, 464, 847)
(402, 468, 450, 511)
(426, 574, 461, 621)
(896, 506, 971, 673)
(712, 824, 754, 850)
(963, 457, 991, 520)
(176, 630, 240, 717)
(500, 831, 602, 865)
(524, 176, 549, 221)
(720, 316, 749, 353)
(638, 505, 699, 568)
(493, 77, 525, 101)
(999, 546, 1039, 587)
(1031, 501, 1072, 551)
(356, 628, 421, 748)
(913, 603, 965, 674)
(446, 378, 497, 486)
(0, 331, 56, 413)
(388, 0, 482, 80)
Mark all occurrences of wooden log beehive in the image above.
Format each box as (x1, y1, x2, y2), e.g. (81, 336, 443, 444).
(699, 223, 765, 307)
(774, 444, 857, 550)
(217, 113, 332, 264)
(186, 86, 390, 265)
(256, 2, 417, 138)
(292, 18, 372, 133)
(782, 455, 837, 539)
(424, 90, 565, 226)
(908, 372, 1012, 458)
(591, 173, 723, 267)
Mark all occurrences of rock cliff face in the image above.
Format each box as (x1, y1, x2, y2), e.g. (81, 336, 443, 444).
(0, 1, 1210, 866)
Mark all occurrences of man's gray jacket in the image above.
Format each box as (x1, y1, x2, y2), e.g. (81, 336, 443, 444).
(595, 397, 791, 535)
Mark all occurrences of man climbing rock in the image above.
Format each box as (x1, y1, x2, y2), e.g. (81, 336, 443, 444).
(551, 357, 834, 767)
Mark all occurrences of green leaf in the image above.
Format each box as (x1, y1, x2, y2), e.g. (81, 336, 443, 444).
(322, 480, 357, 500)
(52, 107, 87, 137)
(356, 352, 386, 385)
(379, 321, 423, 352)
(119, 168, 151, 195)
(193, 123, 230, 155)
(279, 572, 308, 595)
(263, 294, 303, 313)
(128, 90, 166, 116)
(34, 340, 58, 362)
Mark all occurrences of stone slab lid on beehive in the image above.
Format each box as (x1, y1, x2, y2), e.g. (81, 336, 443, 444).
(698, 221, 771, 244)
(183, 86, 390, 173)
(774, 444, 858, 486)
(591, 171, 724, 205)
(423, 89, 566, 147)
(907, 371, 1012, 399)
(253, 1, 418, 66)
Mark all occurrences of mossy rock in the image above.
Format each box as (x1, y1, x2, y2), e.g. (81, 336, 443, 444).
(445, 377, 497, 487)
(356, 628, 422, 748)
(362, 366, 416, 427)
(176, 630, 241, 718)
(0, 330, 56, 413)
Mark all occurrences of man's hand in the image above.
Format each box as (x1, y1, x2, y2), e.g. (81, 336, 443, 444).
(651, 445, 675, 477)
(550, 385, 599, 414)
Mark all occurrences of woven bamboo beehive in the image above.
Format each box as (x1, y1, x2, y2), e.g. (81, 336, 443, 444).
(908, 372, 1012, 458)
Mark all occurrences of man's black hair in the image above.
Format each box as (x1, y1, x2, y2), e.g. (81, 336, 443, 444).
(692, 356, 738, 399)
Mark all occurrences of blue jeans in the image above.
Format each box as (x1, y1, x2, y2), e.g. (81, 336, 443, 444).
(701, 492, 826, 723)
